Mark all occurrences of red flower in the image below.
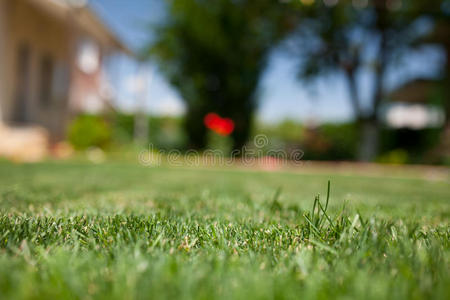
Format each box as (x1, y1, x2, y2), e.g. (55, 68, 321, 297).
(204, 113, 235, 136)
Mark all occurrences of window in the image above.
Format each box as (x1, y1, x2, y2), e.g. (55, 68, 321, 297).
(13, 43, 31, 123)
(77, 38, 100, 74)
(39, 54, 54, 107)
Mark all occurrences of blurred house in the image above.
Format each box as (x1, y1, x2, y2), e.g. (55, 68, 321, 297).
(382, 20, 450, 163)
(384, 79, 449, 163)
(0, 0, 131, 141)
(386, 79, 445, 130)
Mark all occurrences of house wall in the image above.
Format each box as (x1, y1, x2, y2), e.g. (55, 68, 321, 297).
(0, 0, 8, 123)
(69, 33, 121, 115)
(1, 0, 72, 139)
(0, 0, 125, 141)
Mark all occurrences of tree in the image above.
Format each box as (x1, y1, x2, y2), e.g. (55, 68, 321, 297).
(291, 0, 446, 161)
(417, 3, 450, 119)
(149, 0, 294, 150)
(416, 6, 450, 160)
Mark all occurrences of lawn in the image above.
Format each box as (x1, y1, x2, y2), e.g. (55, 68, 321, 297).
(0, 161, 449, 299)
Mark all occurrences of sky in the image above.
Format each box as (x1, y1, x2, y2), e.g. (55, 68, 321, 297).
(89, 0, 445, 124)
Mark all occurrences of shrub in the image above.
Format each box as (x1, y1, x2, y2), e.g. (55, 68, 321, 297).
(67, 115, 111, 150)
(377, 149, 409, 165)
(112, 113, 135, 144)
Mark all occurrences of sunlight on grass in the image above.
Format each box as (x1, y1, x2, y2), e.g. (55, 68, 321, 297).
(0, 161, 448, 299)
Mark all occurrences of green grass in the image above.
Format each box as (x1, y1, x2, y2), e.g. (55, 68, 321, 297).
(0, 161, 449, 299)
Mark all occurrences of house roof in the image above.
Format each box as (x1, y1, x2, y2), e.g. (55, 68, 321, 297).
(388, 79, 439, 104)
(27, 0, 133, 56)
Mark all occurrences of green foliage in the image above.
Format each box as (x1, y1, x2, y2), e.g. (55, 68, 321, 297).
(67, 115, 111, 150)
(314, 123, 359, 160)
(254, 121, 359, 161)
(111, 113, 186, 150)
(207, 131, 233, 155)
(379, 128, 443, 163)
(254, 120, 444, 163)
(148, 116, 186, 150)
(377, 149, 409, 164)
(255, 120, 304, 144)
(0, 162, 448, 299)
(150, 0, 295, 149)
(292, 0, 446, 92)
(112, 113, 135, 144)
(290, 0, 449, 160)
(109, 113, 444, 163)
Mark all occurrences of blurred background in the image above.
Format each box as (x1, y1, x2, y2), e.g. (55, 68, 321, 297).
(0, 0, 449, 166)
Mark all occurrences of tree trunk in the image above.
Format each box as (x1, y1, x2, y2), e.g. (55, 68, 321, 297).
(344, 69, 362, 118)
(445, 51, 450, 126)
(342, 68, 380, 162)
(185, 105, 208, 150)
(356, 23, 387, 162)
(357, 118, 380, 162)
